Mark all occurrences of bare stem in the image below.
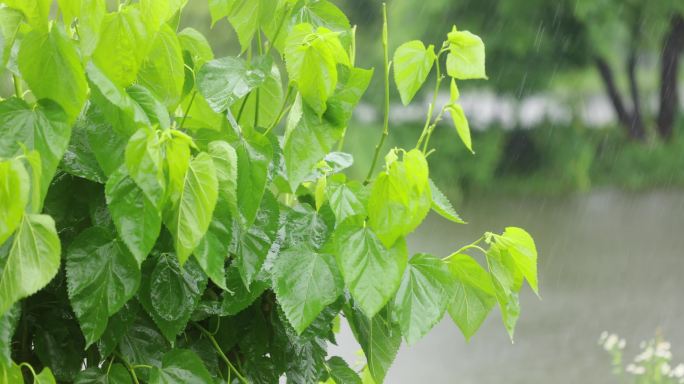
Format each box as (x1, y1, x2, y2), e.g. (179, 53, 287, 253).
(179, 91, 197, 130)
(194, 323, 249, 384)
(364, 3, 391, 184)
(416, 49, 446, 151)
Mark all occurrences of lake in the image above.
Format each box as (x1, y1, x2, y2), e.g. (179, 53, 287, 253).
(330, 188, 684, 383)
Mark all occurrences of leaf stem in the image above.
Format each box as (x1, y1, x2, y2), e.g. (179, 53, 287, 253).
(193, 323, 249, 384)
(364, 3, 391, 184)
(265, 85, 294, 135)
(115, 352, 141, 384)
(179, 91, 197, 131)
(12, 75, 22, 99)
(235, 92, 250, 123)
(416, 51, 445, 151)
(265, 3, 292, 56)
(445, 235, 487, 260)
(422, 104, 448, 153)
(19, 362, 37, 381)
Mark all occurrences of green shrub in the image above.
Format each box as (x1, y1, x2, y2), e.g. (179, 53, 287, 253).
(0, 1, 538, 383)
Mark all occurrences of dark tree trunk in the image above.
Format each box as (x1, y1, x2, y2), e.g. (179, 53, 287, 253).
(657, 14, 684, 140)
(595, 56, 645, 140)
(627, 52, 645, 136)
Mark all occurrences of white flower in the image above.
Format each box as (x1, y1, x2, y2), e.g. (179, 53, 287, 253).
(599, 331, 608, 344)
(673, 364, 684, 378)
(604, 334, 619, 351)
(618, 339, 626, 350)
(625, 364, 646, 375)
(635, 347, 654, 362)
(662, 363, 672, 375)
(655, 349, 672, 360)
(657, 341, 672, 351)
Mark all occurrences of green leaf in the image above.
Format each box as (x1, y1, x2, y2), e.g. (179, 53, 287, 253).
(0, 158, 29, 246)
(446, 27, 487, 80)
(446, 253, 496, 341)
(18, 26, 88, 119)
(2, 0, 51, 30)
(0, 304, 20, 365)
(344, 306, 400, 384)
(178, 27, 214, 66)
(193, 197, 231, 290)
(139, 0, 184, 32)
(0, 361, 22, 383)
(86, 63, 151, 137)
(324, 66, 373, 128)
(207, 140, 238, 216)
(35, 367, 57, 384)
(66, 227, 141, 347)
(235, 133, 272, 226)
(33, 307, 85, 381)
(125, 128, 166, 209)
(285, 23, 340, 116)
(428, 179, 465, 224)
(196, 56, 267, 113)
(450, 78, 460, 103)
(138, 24, 185, 108)
(393, 41, 435, 105)
(326, 356, 361, 384)
(496, 227, 539, 295)
(226, 0, 274, 52)
(486, 244, 522, 340)
(368, 149, 431, 248)
(281, 203, 332, 250)
(273, 244, 343, 334)
(284, 96, 341, 190)
(163, 152, 218, 266)
(98, 301, 141, 358)
(326, 175, 367, 226)
(106, 167, 162, 265)
(220, 266, 269, 316)
(84, 106, 128, 177)
(128, 85, 172, 130)
(118, 313, 169, 366)
(233, 64, 284, 130)
(235, 190, 279, 287)
(0, 98, 72, 204)
(392, 253, 455, 345)
(0, 8, 23, 71)
(265, 0, 351, 53)
(62, 117, 107, 183)
(74, 364, 132, 384)
(69, 0, 106, 57)
(150, 349, 214, 384)
(92, 8, 150, 88)
(138, 254, 207, 342)
(0, 214, 60, 316)
(448, 104, 473, 153)
(208, 0, 232, 26)
(284, 67, 371, 190)
(193, 141, 237, 289)
(333, 222, 408, 318)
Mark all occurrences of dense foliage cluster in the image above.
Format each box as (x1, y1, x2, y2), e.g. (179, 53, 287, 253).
(0, 0, 538, 383)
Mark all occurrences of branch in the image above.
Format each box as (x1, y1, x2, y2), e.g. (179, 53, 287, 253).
(364, 3, 391, 184)
(657, 14, 684, 140)
(594, 56, 643, 139)
(626, 15, 645, 139)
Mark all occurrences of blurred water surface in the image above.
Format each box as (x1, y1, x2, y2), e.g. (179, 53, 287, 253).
(330, 188, 684, 383)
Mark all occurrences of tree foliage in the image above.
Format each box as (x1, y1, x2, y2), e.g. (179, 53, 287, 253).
(0, 0, 538, 383)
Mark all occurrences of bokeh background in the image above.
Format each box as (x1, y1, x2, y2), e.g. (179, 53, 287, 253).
(180, 1, 684, 383)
